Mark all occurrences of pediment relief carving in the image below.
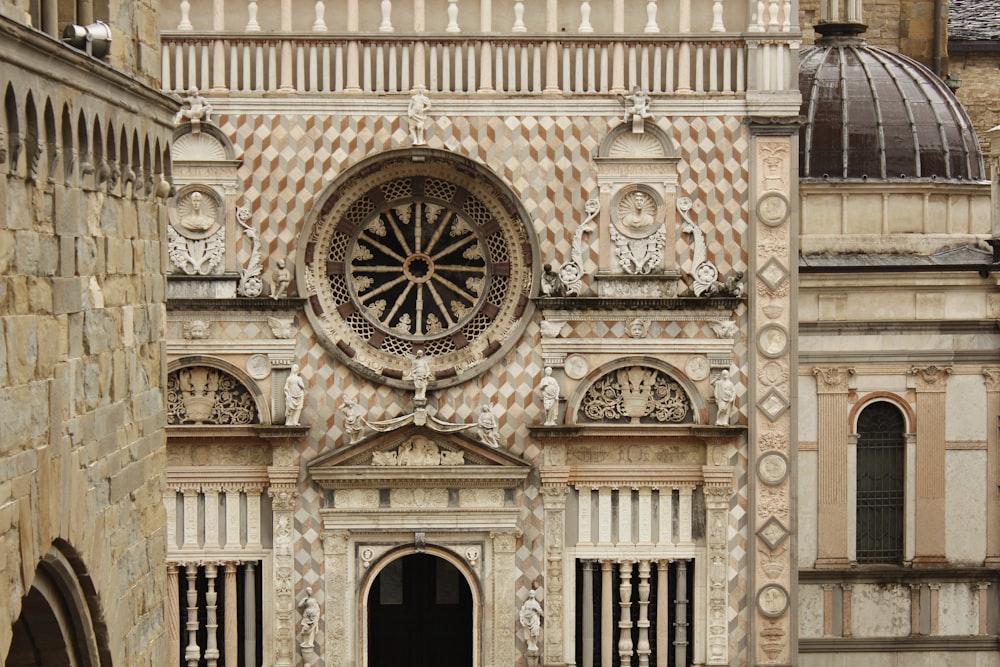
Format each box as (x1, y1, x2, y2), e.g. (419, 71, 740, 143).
(308, 426, 531, 489)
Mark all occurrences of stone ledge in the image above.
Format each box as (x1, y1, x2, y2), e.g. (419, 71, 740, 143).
(800, 636, 1000, 653)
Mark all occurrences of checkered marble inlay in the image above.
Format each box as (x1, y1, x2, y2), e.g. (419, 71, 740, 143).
(186, 109, 755, 665)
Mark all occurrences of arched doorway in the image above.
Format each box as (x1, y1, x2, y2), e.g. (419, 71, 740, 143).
(367, 553, 474, 667)
(5, 544, 110, 667)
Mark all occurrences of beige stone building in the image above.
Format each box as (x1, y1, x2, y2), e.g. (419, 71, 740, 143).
(0, 0, 176, 665)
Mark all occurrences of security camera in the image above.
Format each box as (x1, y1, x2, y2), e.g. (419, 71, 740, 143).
(63, 21, 112, 59)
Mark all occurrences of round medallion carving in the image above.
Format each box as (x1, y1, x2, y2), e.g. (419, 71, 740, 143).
(564, 354, 589, 380)
(246, 354, 271, 380)
(757, 325, 788, 358)
(301, 150, 536, 389)
(757, 584, 789, 618)
(611, 186, 662, 239)
(757, 452, 789, 486)
(685, 355, 710, 381)
(169, 185, 223, 239)
(756, 192, 789, 227)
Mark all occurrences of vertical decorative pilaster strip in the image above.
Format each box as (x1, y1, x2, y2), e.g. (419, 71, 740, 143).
(618, 487, 633, 545)
(618, 560, 634, 666)
(541, 485, 568, 664)
(491, 531, 519, 665)
(978, 583, 991, 636)
(813, 367, 854, 566)
(655, 560, 669, 667)
(598, 487, 613, 545)
(841, 584, 853, 637)
(268, 467, 299, 667)
(182, 486, 199, 550)
(636, 560, 651, 667)
(224, 485, 241, 550)
(909, 366, 952, 563)
(983, 369, 1000, 564)
(204, 487, 221, 549)
(224, 562, 239, 664)
(204, 563, 220, 667)
(164, 488, 177, 551)
(704, 485, 730, 664)
(749, 123, 797, 666)
(581, 560, 595, 667)
(246, 486, 263, 550)
(677, 484, 694, 545)
(578, 486, 593, 545)
(910, 584, 922, 636)
(322, 531, 350, 667)
(167, 563, 180, 667)
(821, 584, 834, 636)
(185, 564, 201, 667)
(928, 583, 941, 635)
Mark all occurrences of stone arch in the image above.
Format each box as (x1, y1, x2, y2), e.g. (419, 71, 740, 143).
(7, 540, 112, 667)
(167, 356, 270, 425)
(596, 122, 680, 160)
(171, 123, 237, 161)
(848, 392, 916, 435)
(359, 544, 482, 667)
(4, 84, 18, 174)
(566, 356, 707, 425)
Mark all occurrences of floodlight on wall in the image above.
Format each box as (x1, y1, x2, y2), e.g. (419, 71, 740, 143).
(62, 21, 112, 59)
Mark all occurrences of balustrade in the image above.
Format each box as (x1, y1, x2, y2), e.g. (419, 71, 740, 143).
(159, 0, 801, 96)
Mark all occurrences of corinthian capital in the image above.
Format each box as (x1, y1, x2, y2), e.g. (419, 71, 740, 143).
(812, 367, 855, 392)
(909, 365, 952, 390)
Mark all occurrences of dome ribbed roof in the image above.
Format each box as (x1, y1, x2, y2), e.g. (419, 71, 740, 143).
(799, 25, 984, 181)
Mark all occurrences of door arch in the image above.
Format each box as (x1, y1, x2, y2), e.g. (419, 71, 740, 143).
(362, 548, 480, 667)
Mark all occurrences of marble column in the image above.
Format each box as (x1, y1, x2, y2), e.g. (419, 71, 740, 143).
(581, 561, 594, 667)
(185, 565, 201, 667)
(167, 563, 180, 667)
(245, 561, 258, 665)
(204, 563, 220, 666)
(224, 562, 239, 663)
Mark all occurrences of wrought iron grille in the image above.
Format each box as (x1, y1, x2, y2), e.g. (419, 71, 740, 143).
(855, 403, 906, 564)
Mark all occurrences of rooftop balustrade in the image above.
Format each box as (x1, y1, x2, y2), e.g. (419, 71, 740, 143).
(160, 0, 800, 97)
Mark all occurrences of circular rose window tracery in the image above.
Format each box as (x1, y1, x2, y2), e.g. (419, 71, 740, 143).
(301, 150, 536, 389)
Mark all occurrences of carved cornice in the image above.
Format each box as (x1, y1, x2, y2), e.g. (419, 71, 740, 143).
(812, 367, 855, 393)
(569, 465, 707, 488)
(535, 296, 742, 311)
(166, 466, 270, 489)
(909, 365, 953, 390)
(166, 296, 307, 311)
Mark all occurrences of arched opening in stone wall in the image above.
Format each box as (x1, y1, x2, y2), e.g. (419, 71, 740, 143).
(366, 553, 474, 667)
(5, 542, 111, 667)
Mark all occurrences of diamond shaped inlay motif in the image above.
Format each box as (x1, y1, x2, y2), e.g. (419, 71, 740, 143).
(757, 257, 789, 292)
(757, 389, 790, 422)
(757, 516, 790, 550)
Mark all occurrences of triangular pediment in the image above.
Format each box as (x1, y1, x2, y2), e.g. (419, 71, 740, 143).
(307, 426, 531, 489)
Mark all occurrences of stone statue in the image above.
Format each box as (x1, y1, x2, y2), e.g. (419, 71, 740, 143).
(537, 367, 560, 425)
(174, 86, 213, 126)
(284, 364, 306, 426)
(298, 586, 320, 648)
(271, 259, 291, 299)
(477, 405, 501, 448)
(540, 264, 566, 297)
(341, 397, 366, 443)
(618, 86, 653, 132)
(620, 190, 656, 232)
(409, 350, 432, 402)
(518, 589, 544, 652)
(711, 369, 738, 426)
(408, 86, 432, 145)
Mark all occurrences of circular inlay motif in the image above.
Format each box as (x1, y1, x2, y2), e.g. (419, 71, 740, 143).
(756, 192, 789, 226)
(300, 150, 536, 389)
(758, 325, 788, 358)
(757, 452, 789, 486)
(757, 584, 789, 617)
(685, 355, 710, 381)
(246, 354, 271, 380)
(564, 354, 589, 380)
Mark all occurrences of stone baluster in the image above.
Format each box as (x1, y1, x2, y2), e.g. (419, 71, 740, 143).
(655, 561, 669, 667)
(185, 565, 201, 667)
(313, 0, 326, 30)
(644, 0, 658, 33)
(767, 0, 780, 30)
(446, 0, 459, 32)
(581, 561, 595, 667)
(512, 1, 526, 32)
(167, 563, 180, 667)
(711, 0, 725, 31)
(578, 0, 592, 33)
(636, 560, 651, 666)
(618, 560, 634, 666)
(379, 0, 394, 32)
(224, 562, 239, 664)
(674, 560, 689, 666)
(178, 0, 193, 30)
(246, 0, 260, 31)
(204, 563, 220, 667)
(750, 0, 764, 31)
(601, 560, 614, 667)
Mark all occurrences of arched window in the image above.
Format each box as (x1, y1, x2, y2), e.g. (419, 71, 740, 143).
(856, 402, 906, 564)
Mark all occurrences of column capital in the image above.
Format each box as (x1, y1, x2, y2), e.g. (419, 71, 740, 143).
(490, 530, 520, 553)
(984, 368, 1000, 392)
(812, 366, 855, 393)
(909, 365, 952, 390)
(322, 530, 350, 555)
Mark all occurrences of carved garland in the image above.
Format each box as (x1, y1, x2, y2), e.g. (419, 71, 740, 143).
(166, 366, 259, 425)
(578, 366, 692, 424)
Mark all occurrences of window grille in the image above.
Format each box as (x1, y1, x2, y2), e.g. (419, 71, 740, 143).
(855, 403, 906, 564)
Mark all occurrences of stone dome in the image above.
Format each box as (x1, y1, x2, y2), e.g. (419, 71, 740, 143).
(799, 23, 985, 181)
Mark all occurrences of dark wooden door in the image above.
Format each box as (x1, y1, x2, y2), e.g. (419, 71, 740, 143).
(368, 554, 473, 667)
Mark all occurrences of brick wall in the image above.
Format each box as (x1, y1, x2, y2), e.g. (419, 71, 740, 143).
(951, 50, 1000, 156)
